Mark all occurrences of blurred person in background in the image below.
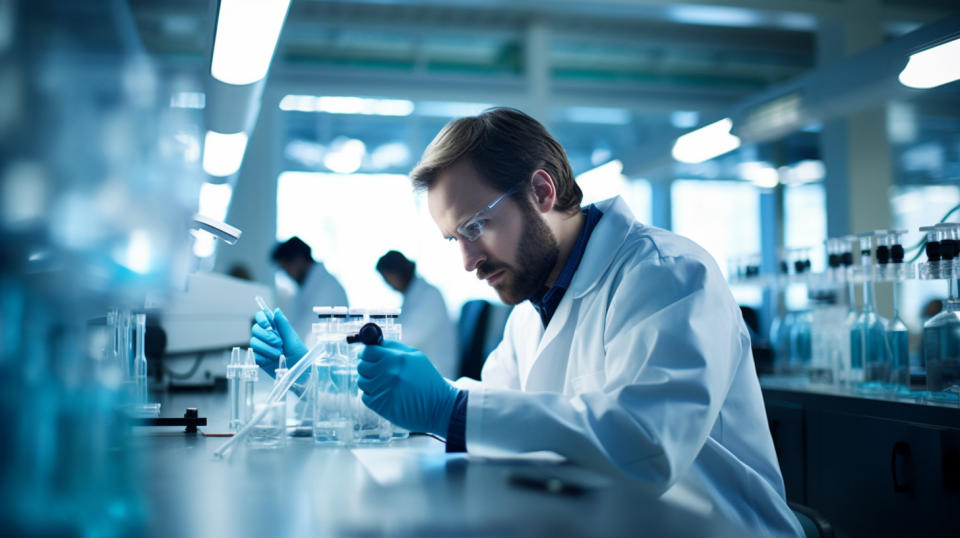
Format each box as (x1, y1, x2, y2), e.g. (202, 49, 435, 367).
(271, 236, 348, 338)
(376, 250, 458, 378)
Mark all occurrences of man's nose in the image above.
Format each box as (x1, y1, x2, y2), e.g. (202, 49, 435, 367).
(460, 240, 487, 273)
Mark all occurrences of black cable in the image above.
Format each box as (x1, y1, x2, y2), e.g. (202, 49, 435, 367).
(163, 352, 207, 380)
(411, 431, 446, 443)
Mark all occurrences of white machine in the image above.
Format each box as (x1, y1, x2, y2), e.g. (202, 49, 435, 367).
(159, 271, 272, 387)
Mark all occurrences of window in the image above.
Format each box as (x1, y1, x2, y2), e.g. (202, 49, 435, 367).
(576, 160, 652, 225)
(672, 180, 762, 305)
(783, 183, 826, 309)
(276, 171, 499, 318)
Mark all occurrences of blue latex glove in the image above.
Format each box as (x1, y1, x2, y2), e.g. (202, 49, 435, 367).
(357, 340, 460, 437)
(249, 308, 307, 378)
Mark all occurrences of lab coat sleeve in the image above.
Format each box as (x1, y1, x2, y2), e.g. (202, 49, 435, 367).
(465, 255, 744, 494)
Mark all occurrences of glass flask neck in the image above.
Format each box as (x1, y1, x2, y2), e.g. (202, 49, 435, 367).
(861, 278, 876, 312)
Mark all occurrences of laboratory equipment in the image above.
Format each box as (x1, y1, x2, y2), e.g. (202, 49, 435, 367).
(215, 321, 383, 457)
(251, 354, 288, 449)
(936, 223, 959, 281)
(923, 298, 960, 401)
(350, 308, 392, 444)
(134, 314, 148, 404)
(287, 322, 322, 436)
(853, 233, 888, 390)
(788, 251, 812, 374)
(227, 347, 243, 432)
(247, 401, 286, 449)
(919, 225, 942, 280)
(160, 274, 272, 388)
(809, 241, 848, 384)
(312, 308, 353, 445)
(372, 308, 409, 440)
(880, 230, 911, 393)
(216, 339, 326, 458)
(242, 348, 259, 424)
(922, 224, 960, 402)
(768, 249, 794, 371)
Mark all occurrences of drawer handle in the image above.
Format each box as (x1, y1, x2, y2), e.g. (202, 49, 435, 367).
(891, 441, 911, 493)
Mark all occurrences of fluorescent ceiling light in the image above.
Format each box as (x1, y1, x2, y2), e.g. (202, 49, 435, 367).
(278, 95, 414, 116)
(202, 131, 248, 177)
(899, 37, 960, 89)
(210, 0, 291, 85)
(416, 101, 492, 118)
(668, 6, 761, 28)
(672, 118, 741, 163)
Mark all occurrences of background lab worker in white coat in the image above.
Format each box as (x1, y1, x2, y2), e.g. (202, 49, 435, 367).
(271, 236, 348, 338)
(253, 109, 802, 537)
(376, 250, 459, 378)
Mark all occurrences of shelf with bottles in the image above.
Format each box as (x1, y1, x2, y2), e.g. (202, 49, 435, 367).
(727, 225, 960, 288)
(755, 229, 959, 405)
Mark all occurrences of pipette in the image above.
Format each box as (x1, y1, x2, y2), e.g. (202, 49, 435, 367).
(255, 295, 275, 328)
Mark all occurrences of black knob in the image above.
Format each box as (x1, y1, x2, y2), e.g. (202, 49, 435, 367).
(346, 322, 384, 346)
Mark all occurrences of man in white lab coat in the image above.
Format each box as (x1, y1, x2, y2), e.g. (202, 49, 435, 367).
(376, 250, 459, 379)
(253, 109, 802, 536)
(271, 236, 348, 338)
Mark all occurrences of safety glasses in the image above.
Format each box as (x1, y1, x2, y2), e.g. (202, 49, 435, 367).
(454, 182, 526, 242)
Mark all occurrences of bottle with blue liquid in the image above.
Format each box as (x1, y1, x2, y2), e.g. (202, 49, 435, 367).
(922, 223, 960, 402)
(879, 230, 911, 393)
(853, 233, 888, 391)
(839, 236, 859, 385)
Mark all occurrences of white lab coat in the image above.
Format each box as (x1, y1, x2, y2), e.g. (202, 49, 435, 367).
(456, 196, 802, 537)
(399, 276, 458, 379)
(288, 262, 348, 338)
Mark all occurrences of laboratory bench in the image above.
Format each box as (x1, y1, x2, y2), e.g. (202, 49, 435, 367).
(137, 389, 747, 537)
(760, 377, 960, 538)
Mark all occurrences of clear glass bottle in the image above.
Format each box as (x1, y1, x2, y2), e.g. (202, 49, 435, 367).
(839, 236, 859, 385)
(227, 346, 243, 432)
(853, 233, 888, 390)
(241, 348, 259, 424)
(923, 224, 960, 402)
(881, 230, 911, 393)
(788, 250, 812, 375)
(290, 315, 329, 437)
(769, 249, 794, 373)
(313, 309, 353, 445)
(134, 313, 148, 404)
(351, 308, 391, 444)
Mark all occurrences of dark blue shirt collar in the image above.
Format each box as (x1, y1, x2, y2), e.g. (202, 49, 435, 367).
(529, 204, 603, 327)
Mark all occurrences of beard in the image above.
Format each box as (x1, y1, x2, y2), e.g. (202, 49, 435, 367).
(477, 202, 559, 305)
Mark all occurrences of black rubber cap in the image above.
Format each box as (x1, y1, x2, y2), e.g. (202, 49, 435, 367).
(877, 245, 890, 264)
(891, 244, 904, 263)
(346, 322, 384, 346)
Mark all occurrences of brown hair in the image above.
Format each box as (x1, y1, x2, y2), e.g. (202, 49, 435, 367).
(410, 107, 582, 212)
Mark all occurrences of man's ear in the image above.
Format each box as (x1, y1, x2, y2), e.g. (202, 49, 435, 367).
(529, 169, 557, 213)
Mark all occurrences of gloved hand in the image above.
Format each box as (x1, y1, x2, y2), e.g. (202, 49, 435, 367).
(358, 340, 460, 437)
(249, 308, 307, 378)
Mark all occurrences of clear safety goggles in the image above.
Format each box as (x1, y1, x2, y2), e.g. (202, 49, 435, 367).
(454, 182, 525, 242)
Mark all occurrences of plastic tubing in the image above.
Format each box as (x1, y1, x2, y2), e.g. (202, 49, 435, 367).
(213, 341, 323, 458)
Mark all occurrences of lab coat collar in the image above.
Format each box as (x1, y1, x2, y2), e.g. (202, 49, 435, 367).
(568, 196, 636, 299)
